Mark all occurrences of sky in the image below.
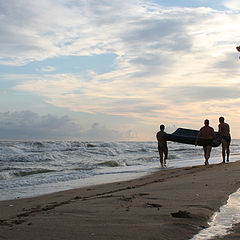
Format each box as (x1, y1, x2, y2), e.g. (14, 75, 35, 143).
(1, 0, 240, 141)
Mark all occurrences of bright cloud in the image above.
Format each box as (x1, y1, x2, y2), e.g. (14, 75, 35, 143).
(1, 0, 240, 139)
(222, 0, 240, 10)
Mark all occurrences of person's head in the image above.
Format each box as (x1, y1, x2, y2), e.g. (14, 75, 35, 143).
(160, 124, 165, 131)
(219, 116, 224, 123)
(204, 119, 209, 126)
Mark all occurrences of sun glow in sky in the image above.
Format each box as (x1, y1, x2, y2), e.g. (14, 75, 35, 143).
(1, 0, 240, 140)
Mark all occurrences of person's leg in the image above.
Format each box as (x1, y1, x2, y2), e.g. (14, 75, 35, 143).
(203, 146, 211, 165)
(222, 146, 226, 163)
(159, 149, 164, 167)
(163, 147, 168, 167)
(223, 137, 231, 162)
(207, 146, 212, 164)
(222, 140, 227, 163)
(226, 142, 230, 162)
(203, 146, 208, 165)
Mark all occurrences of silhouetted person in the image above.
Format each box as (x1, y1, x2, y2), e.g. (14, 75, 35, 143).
(218, 117, 231, 163)
(195, 119, 215, 165)
(236, 46, 240, 59)
(156, 124, 168, 167)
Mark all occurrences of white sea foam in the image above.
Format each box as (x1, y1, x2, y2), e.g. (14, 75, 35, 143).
(190, 188, 240, 240)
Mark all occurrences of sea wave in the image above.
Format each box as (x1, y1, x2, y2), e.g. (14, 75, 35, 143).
(97, 160, 122, 167)
(0, 172, 15, 180)
(14, 169, 56, 177)
(172, 148, 192, 152)
(1, 140, 238, 201)
(0, 153, 58, 162)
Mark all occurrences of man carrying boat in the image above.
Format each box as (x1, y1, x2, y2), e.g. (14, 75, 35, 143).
(195, 119, 215, 165)
(156, 124, 168, 167)
(218, 117, 231, 163)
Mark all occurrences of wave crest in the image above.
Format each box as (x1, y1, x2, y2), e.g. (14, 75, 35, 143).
(97, 160, 121, 167)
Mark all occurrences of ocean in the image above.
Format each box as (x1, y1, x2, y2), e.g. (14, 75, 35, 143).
(1, 140, 240, 201)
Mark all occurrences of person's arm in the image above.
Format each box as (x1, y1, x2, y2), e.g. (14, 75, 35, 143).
(227, 123, 230, 135)
(212, 130, 216, 139)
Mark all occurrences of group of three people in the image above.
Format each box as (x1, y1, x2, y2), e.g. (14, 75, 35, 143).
(156, 117, 231, 167)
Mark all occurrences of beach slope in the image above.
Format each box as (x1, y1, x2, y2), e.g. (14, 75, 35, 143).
(1, 161, 240, 240)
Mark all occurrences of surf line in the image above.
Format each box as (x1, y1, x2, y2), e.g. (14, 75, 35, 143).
(190, 188, 240, 240)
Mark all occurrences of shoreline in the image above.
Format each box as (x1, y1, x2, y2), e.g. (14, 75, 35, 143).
(1, 161, 240, 240)
(3, 154, 240, 202)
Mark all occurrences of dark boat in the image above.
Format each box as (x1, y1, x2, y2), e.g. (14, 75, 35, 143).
(163, 128, 221, 147)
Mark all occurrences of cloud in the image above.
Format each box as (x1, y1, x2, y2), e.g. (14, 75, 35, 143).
(0, 111, 132, 140)
(0, 111, 80, 139)
(2, 1, 240, 138)
(222, 0, 240, 10)
(166, 86, 240, 103)
(13, 73, 168, 121)
(1, 1, 239, 78)
(0, 1, 209, 68)
(214, 52, 240, 72)
(81, 122, 122, 141)
(0, 0, 146, 65)
(13, 70, 240, 125)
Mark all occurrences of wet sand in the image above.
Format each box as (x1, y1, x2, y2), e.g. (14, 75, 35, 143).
(1, 161, 240, 240)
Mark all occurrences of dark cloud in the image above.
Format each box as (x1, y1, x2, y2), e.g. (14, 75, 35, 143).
(0, 111, 128, 140)
(123, 19, 182, 42)
(123, 18, 192, 51)
(0, 111, 80, 140)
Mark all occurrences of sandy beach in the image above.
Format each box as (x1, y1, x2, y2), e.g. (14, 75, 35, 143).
(1, 161, 240, 240)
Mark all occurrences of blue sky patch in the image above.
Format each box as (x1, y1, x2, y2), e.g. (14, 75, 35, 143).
(153, 0, 226, 10)
(0, 53, 117, 75)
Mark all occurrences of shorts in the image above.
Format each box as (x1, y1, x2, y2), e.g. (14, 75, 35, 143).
(202, 139, 213, 147)
(158, 145, 167, 152)
(222, 136, 231, 144)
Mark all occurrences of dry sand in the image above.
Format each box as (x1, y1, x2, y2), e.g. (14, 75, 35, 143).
(1, 161, 240, 240)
